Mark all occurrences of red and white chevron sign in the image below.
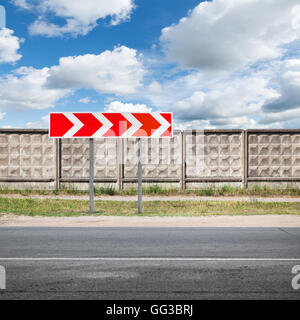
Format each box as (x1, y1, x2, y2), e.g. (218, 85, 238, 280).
(49, 112, 172, 138)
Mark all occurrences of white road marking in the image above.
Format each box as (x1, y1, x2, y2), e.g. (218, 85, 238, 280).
(0, 257, 299, 261)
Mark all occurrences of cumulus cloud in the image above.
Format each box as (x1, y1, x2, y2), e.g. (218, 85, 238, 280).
(262, 59, 300, 113)
(0, 67, 71, 111)
(161, 0, 300, 70)
(26, 114, 49, 128)
(78, 97, 95, 104)
(147, 81, 162, 94)
(46, 46, 145, 95)
(148, 60, 300, 129)
(13, 0, 135, 37)
(0, 46, 144, 112)
(11, 0, 30, 9)
(259, 108, 300, 126)
(176, 117, 258, 130)
(151, 0, 300, 129)
(171, 74, 277, 127)
(0, 28, 22, 63)
(25, 101, 152, 129)
(104, 101, 152, 113)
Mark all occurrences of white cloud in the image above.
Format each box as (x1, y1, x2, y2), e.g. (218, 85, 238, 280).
(78, 97, 94, 104)
(0, 28, 22, 63)
(104, 101, 152, 113)
(28, 18, 95, 38)
(26, 115, 49, 128)
(155, 59, 300, 129)
(25, 101, 152, 129)
(47, 46, 145, 95)
(172, 75, 277, 122)
(11, 0, 30, 9)
(0, 46, 144, 113)
(147, 0, 300, 129)
(0, 67, 71, 111)
(259, 108, 300, 126)
(262, 59, 300, 113)
(14, 0, 135, 37)
(142, 70, 209, 108)
(138, 68, 284, 129)
(161, 0, 300, 71)
(175, 117, 258, 130)
(7, 1, 300, 130)
(147, 81, 162, 94)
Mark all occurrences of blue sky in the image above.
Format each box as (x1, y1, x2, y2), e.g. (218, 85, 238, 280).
(0, 0, 300, 129)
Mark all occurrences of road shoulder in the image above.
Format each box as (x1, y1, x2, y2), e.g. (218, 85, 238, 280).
(1, 214, 300, 227)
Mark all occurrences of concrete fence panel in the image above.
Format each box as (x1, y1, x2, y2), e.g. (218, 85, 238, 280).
(247, 129, 300, 187)
(0, 128, 299, 190)
(123, 130, 182, 189)
(60, 137, 119, 189)
(184, 130, 243, 189)
(0, 129, 56, 189)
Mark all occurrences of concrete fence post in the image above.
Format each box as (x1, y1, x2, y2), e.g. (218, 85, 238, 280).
(117, 139, 123, 191)
(181, 131, 186, 190)
(89, 138, 94, 214)
(243, 130, 248, 188)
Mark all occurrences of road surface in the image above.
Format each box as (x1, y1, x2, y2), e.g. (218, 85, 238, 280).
(0, 227, 299, 299)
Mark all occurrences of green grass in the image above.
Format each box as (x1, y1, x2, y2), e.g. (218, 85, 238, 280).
(0, 197, 299, 217)
(0, 184, 300, 197)
(195, 188, 214, 196)
(94, 186, 117, 196)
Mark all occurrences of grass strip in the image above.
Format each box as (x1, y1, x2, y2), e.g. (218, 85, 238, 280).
(1, 184, 300, 197)
(0, 198, 299, 216)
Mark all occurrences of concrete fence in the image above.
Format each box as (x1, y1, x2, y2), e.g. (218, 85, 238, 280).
(0, 128, 299, 190)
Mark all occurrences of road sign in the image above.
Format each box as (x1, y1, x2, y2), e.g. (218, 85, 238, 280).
(49, 112, 173, 214)
(49, 112, 172, 138)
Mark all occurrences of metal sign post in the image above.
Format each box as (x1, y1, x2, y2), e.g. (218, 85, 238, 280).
(49, 112, 172, 215)
(137, 138, 142, 214)
(89, 138, 94, 214)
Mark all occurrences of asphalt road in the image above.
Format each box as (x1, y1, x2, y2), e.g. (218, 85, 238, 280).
(0, 227, 300, 299)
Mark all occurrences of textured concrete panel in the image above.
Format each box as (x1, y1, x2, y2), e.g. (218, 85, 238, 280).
(124, 132, 181, 178)
(186, 132, 242, 178)
(248, 133, 300, 178)
(1, 130, 300, 190)
(0, 133, 55, 178)
(61, 138, 118, 178)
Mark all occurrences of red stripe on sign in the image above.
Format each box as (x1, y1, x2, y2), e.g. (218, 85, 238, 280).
(103, 113, 132, 137)
(50, 113, 74, 137)
(132, 113, 160, 137)
(160, 113, 172, 137)
(73, 113, 103, 137)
